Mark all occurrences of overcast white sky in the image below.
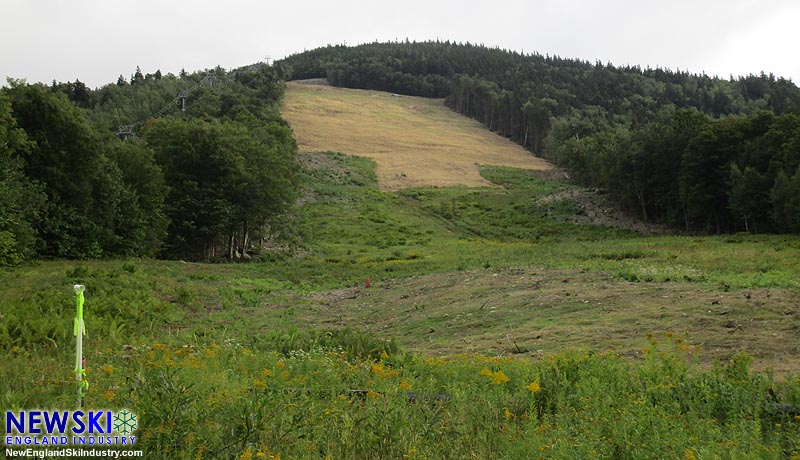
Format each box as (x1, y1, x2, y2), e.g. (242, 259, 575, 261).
(2, 0, 798, 88)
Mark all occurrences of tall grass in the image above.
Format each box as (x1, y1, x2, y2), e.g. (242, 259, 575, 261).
(2, 153, 800, 458)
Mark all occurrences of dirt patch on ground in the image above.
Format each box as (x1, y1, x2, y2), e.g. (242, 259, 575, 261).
(536, 186, 670, 234)
(298, 152, 352, 180)
(283, 82, 552, 191)
(295, 268, 800, 376)
(506, 167, 669, 234)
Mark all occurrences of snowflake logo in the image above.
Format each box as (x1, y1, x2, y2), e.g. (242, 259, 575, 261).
(113, 409, 138, 435)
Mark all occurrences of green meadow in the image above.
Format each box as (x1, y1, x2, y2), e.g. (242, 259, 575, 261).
(2, 152, 800, 459)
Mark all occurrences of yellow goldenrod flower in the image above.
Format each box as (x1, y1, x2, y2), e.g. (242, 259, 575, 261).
(684, 448, 696, 460)
(194, 442, 208, 460)
(480, 368, 509, 384)
(240, 447, 253, 460)
(492, 370, 509, 385)
(528, 381, 541, 393)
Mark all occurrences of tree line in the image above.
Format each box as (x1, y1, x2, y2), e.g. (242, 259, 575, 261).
(0, 63, 298, 266)
(279, 41, 800, 233)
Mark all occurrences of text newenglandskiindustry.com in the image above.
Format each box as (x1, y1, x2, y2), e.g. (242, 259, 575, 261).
(6, 447, 143, 458)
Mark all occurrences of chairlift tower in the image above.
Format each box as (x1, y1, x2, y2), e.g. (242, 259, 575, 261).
(177, 92, 188, 112)
(116, 125, 135, 140)
(116, 70, 231, 140)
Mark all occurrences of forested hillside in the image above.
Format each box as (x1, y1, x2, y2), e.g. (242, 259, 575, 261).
(0, 64, 299, 265)
(279, 41, 800, 233)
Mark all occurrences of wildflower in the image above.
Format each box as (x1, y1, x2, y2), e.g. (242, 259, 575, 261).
(504, 407, 516, 420)
(492, 370, 509, 385)
(399, 379, 412, 391)
(261, 368, 273, 378)
(240, 447, 253, 460)
(367, 390, 382, 398)
(195, 442, 208, 460)
(100, 364, 114, 374)
(684, 448, 696, 460)
(102, 390, 116, 401)
(380, 349, 389, 360)
(527, 381, 541, 393)
(480, 368, 509, 385)
(276, 360, 286, 369)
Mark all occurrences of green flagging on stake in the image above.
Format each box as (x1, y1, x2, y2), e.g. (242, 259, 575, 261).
(73, 284, 88, 407)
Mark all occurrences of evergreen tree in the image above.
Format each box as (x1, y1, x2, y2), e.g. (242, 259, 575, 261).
(131, 66, 144, 85)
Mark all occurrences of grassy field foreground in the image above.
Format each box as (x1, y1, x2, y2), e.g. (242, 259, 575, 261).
(2, 153, 800, 459)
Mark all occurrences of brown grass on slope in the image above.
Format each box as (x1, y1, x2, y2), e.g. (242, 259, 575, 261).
(282, 81, 552, 190)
